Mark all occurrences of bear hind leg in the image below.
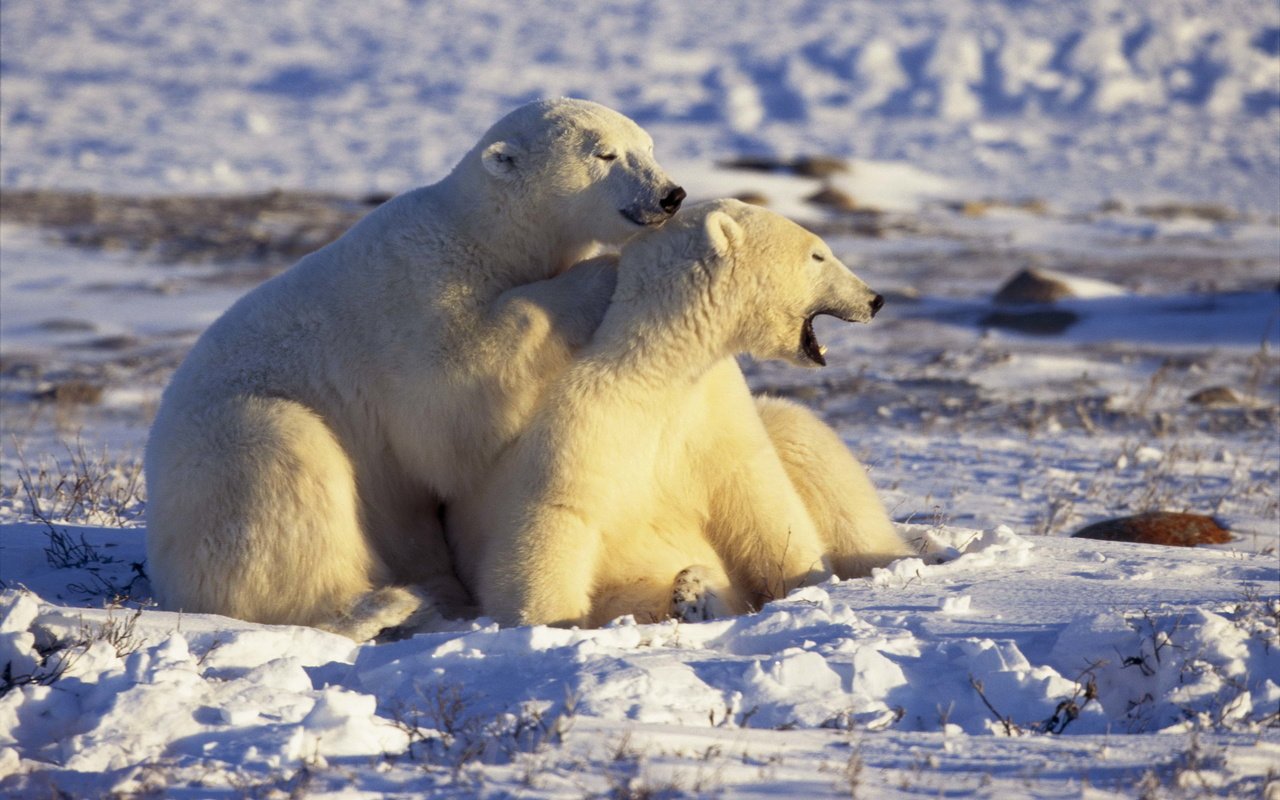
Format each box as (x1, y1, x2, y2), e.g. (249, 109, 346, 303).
(146, 396, 385, 630)
(754, 395, 912, 577)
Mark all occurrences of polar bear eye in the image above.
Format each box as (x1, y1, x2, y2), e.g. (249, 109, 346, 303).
(596, 152, 618, 161)
(812, 253, 826, 262)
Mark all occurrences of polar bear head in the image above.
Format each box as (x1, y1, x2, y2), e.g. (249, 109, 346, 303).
(618, 199, 883, 368)
(466, 98, 684, 249)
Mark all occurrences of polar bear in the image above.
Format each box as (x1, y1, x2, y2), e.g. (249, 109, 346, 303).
(144, 99, 684, 639)
(447, 200, 911, 628)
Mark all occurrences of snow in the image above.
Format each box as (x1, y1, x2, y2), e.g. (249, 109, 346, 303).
(1, 0, 1278, 212)
(1, 528, 1276, 796)
(2, 0, 1279, 796)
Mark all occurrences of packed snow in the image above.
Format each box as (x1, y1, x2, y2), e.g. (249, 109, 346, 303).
(1, 0, 1278, 797)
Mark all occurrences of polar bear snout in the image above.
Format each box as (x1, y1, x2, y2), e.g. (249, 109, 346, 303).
(660, 185, 687, 215)
(870, 293, 885, 317)
(622, 184, 686, 227)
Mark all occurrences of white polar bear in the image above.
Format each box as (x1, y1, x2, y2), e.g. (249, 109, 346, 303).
(144, 99, 684, 639)
(447, 200, 911, 628)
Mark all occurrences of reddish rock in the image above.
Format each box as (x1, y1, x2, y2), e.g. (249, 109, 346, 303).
(1071, 512, 1232, 547)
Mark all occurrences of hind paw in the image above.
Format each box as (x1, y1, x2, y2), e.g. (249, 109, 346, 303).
(671, 565, 725, 622)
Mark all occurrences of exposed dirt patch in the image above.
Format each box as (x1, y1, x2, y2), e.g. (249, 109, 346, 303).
(0, 189, 377, 266)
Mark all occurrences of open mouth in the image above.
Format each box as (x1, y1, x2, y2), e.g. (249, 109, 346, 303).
(800, 310, 853, 366)
(800, 313, 829, 366)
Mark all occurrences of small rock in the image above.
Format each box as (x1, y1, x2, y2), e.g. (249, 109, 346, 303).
(1188, 386, 1241, 406)
(717, 155, 850, 179)
(718, 155, 787, 173)
(790, 156, 850, 180)
(953, 197, 1048, 216)
(805, 185, 857, 212)
(994, 268, 1078, 305)
(81, 335, 138, 351)
(37, 318, 97, 333)
(1071, 512, 1232, 548)
(734, 191, 769, 207)
(1136, 203, 1234, 223)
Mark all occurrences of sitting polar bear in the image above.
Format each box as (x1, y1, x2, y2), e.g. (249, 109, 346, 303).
(447, 200, 911, 628)
(144, 99, 683, 639)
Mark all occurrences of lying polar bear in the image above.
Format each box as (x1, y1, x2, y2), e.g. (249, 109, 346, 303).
(447, 200, 911, 628)
(145, 99, 682, 639)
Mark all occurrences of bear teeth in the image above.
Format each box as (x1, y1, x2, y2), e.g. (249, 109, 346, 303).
(818, 345, 828, 356)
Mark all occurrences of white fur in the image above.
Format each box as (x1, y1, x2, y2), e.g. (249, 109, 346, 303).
(145, 99, 680, 639)
(448, 200, 911, 628)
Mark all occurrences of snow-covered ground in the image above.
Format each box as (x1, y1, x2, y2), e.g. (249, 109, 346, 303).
(2, 0, 1278, 212)
(2, 524, 1277, 798)
(1, 0, 1278, 797)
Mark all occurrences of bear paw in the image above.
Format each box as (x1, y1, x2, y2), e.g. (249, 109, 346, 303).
(671, 565, 728, 623)
(326, 585, 443, 642)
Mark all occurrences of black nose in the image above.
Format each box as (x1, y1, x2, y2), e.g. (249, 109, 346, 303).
(870, 294, 885, 317)
(660, 186, 686, 215)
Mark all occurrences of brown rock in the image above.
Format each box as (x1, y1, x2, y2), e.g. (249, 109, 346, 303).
(790, 156, 850, 179)
(994, 268, 1077, 305)
(734, 191, 769, 207)
(805, 185, 858, 212)
(1136, 203, 1234, 222)
(1071, 512, 1232, 547)
(717, 155, 850, 179)
(1188, 386, 1241, 406)
(717, 155, 787, 173)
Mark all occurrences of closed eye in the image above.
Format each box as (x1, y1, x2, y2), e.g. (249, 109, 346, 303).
(812, 253, 826, 262)
(597, 152, 618, 161)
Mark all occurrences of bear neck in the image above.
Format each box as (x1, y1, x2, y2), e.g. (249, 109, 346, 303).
(431, 164, 598, 290)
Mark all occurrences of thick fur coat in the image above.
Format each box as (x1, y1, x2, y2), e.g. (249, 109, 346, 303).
(145, 99, 682, 639)
(448, 201, 911, 628)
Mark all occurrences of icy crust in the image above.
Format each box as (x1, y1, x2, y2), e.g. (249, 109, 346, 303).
(2, 525, 1275, 790)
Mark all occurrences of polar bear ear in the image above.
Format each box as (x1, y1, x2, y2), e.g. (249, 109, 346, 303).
(702, 210, 744, 258)
(482, 140, 524, 179)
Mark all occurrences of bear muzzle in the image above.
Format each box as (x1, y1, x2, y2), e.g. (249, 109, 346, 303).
(620, 185, 686, 227)
(800, 295, 884, 366)
(659, 185, 686, 215)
